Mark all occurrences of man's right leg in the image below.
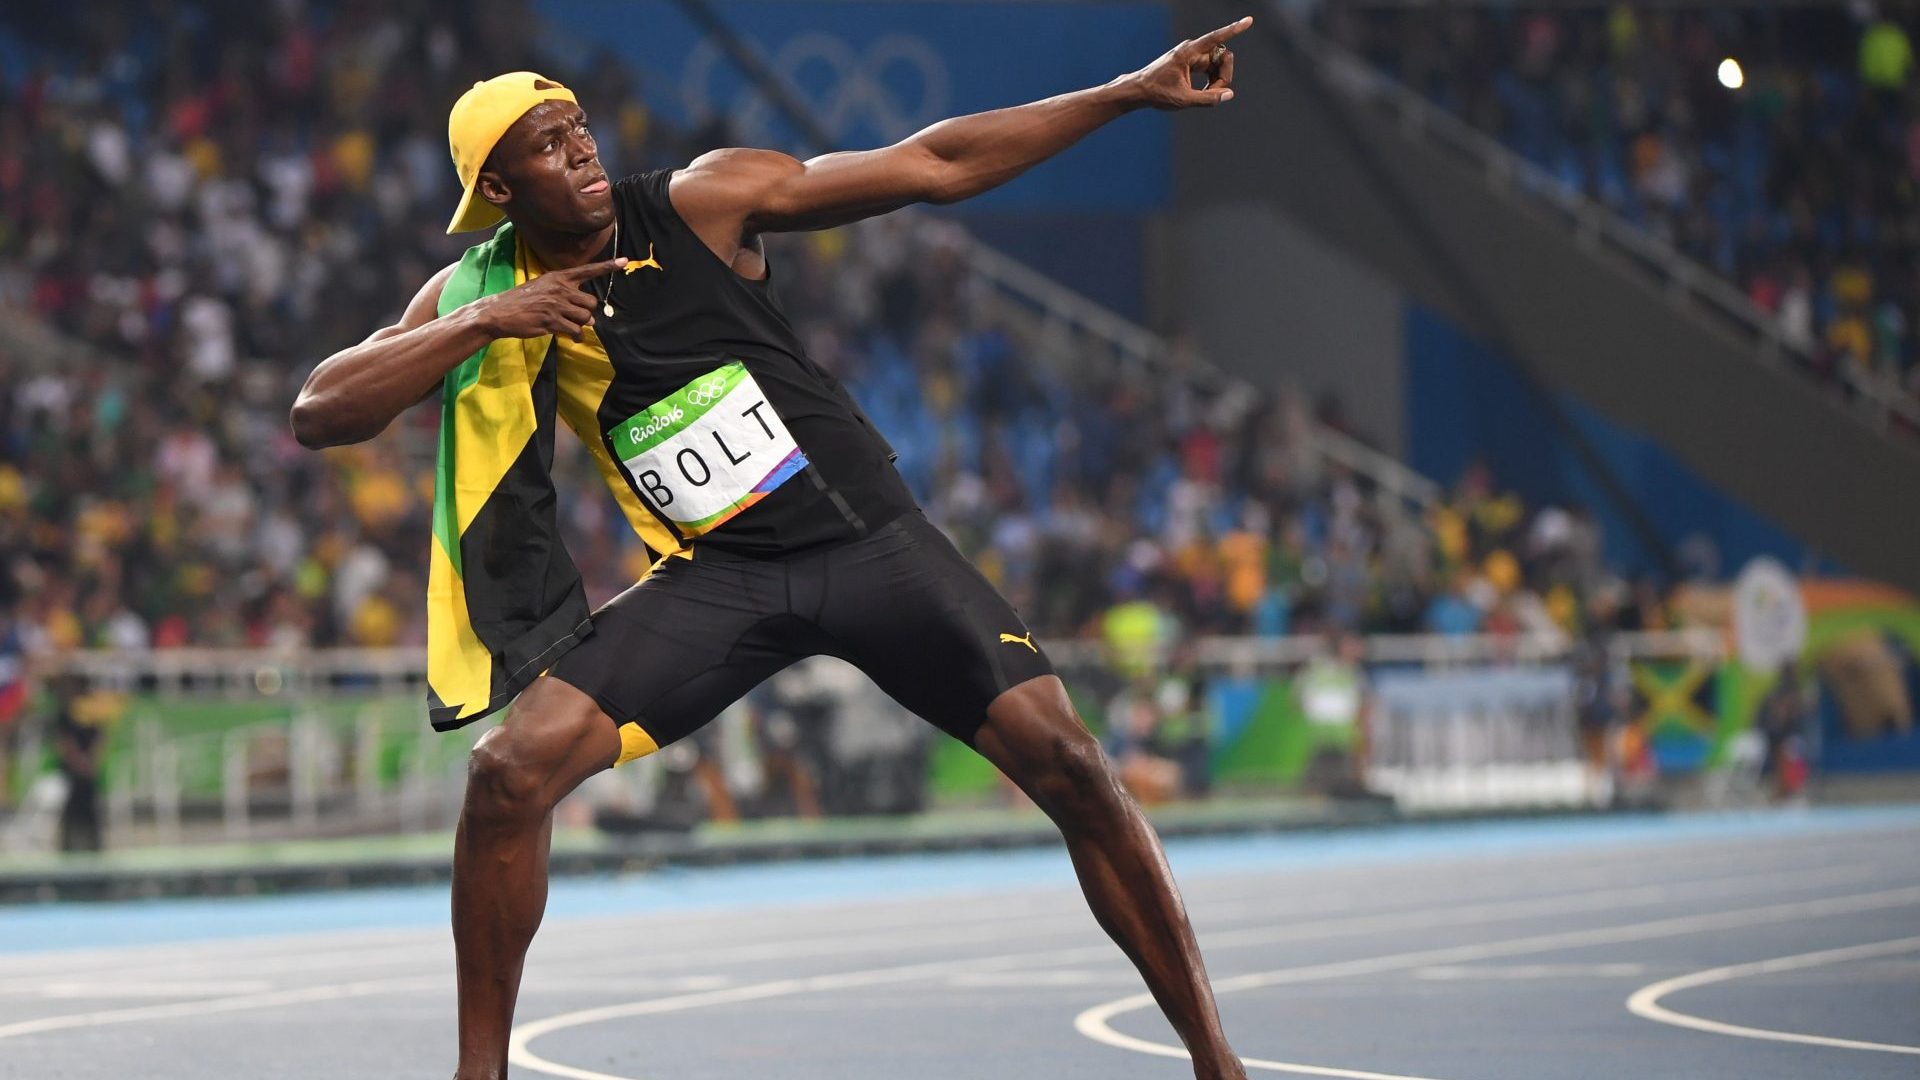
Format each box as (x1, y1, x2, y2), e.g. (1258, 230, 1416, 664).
(452, 676, 620, 1080)
(455, 548, 812, 1077)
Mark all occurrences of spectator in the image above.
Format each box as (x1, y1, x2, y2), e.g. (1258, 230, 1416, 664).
(1102, 670, 1185, 805)
(1295, 632, 1369, 796)
(0, 0, 1672, 666)
(50, 673, 105, 853)
(1757, 663, 1814, 801)
(1860, 14, 1913, 92)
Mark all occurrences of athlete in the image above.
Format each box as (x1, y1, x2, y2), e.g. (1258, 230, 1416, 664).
(293, 17, 1252, 1080)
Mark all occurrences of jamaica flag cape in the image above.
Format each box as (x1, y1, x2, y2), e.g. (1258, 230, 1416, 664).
(426, 223, 593, 729)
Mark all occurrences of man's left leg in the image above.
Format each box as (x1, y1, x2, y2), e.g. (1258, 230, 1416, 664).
(817, 514, 1244, 1078)
(975, 675, 1245, 1080)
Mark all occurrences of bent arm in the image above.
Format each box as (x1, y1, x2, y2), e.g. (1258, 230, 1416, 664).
(291, 263, 485, 449)
(671, 17, 1248, 258)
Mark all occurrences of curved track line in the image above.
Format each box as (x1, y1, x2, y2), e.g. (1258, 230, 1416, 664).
(509, 862, 1899, 1079)
(1626, 935, 1920, 1054)
(1072, 885, 1920, 1078)
(0, 852, 1840, 1054)
(543, 856, 1862, 982)
(0, 838, 1879, 989)
(509, 950, 1082, 1080)
(1071, 1002, 1454, 1080)
(0, 858, 1900, 1061)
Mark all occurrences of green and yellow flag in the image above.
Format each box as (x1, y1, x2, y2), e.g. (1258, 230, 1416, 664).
(426, 223, 594, 729)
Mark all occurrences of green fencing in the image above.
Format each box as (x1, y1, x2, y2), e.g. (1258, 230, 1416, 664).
(45, 693, 470, 801)
(31, 675, 1351, 805)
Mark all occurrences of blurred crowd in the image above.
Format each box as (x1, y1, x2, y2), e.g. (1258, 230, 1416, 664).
(0, 0, 678, 658)
(782, 217, 1675, 655)
(0, 0, 1675, 676)
(1329, 3, 1920, 421)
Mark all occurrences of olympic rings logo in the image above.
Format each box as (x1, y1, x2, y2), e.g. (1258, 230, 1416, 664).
(681, 32, 953, 149)
(684, 376, 731, 407)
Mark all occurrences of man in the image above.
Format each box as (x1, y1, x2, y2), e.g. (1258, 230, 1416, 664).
(293, 18, 1252, 1079)
(50, 673, 105, 853)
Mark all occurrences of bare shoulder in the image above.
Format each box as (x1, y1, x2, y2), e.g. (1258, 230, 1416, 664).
(677, 147, 803, 183)
(669, 149, 805, 264)
(669, 147, 803, 211)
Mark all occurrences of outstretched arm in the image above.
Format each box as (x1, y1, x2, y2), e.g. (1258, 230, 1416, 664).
(671, 16, 1249, 259)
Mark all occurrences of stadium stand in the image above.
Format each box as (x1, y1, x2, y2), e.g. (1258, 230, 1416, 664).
(1327, 4, 1920, 416)
(0, 0, 1673, 662)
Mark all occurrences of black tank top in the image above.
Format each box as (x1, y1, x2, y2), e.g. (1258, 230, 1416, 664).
(550, 169, 916, 557)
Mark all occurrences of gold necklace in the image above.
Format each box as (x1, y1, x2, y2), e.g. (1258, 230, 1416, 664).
(600, 218, 619, 318)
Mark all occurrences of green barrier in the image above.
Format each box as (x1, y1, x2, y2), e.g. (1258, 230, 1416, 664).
(1212, 678, 1354, 785)
(84, 694, 458, 799)
(929, 675, 1359, 799)
(927, 734, 1002, 800)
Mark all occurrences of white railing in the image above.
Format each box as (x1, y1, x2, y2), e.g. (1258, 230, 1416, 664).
(60, 646, 430, 698)
(1280, 8, 1920, 439)
(1045, 626, 1722, 672)
(5, 632, 1726, 849)
(956, 229, 1445, 510)
(44, 628, 1725, 692)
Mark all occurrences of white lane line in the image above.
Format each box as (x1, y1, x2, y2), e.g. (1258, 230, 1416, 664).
(0, 880, 1598, 1041)
(0, 860, 1905, 1058)
(522, 859, 1882, 984)
(509, 949, 1085, 1080)
(1411, 963, 1647, 981)
(0, 870, 1291, 990)
(1164, 861, 1896, 959)
(946, 970, 1138, 987)
(0, 887, 1083, 984)
(1, 828, 1893, 993)
(1626, 935, 1920, 1054)
(546, 859, 1900, 997)
(2, 823, 1888, 983)
(0, 893, 1385, 1048)
(1170, 825, 1919, 907)
(0, 980, 278, 999)
(519, 975, 734, 993)
(0, 895, 1120, 991)
(511, 881, 1920, 1080)
(1071, 884, 1920, 1080)
(0, 974, 443, 1041)
(0, 894, 1102, 992)
(0, 925, 442, 979)
(20, 886, 1292, 995)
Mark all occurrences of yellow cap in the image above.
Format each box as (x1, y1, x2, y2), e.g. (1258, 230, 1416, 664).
(445, 72, 578, 234)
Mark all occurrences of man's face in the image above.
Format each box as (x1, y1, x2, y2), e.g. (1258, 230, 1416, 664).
(477, 99, 614, 234)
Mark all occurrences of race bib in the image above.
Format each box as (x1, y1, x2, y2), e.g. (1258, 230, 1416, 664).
(611, 362, 809, 536)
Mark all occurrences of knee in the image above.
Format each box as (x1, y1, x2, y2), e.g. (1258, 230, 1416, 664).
(1025, 729, 1129, 827)
(983, 678, 1135, 830)
(463, 692, 608, 824)
(465, 728, 550, 825)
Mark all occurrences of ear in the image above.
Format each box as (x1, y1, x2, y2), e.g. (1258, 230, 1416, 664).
(477, 169, 511, 211)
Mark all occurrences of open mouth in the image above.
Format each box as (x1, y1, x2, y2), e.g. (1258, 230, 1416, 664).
(580, 177, 609, 195)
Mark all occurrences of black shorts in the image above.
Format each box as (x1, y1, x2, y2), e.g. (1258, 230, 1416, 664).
(548, 511, 1054, 764)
